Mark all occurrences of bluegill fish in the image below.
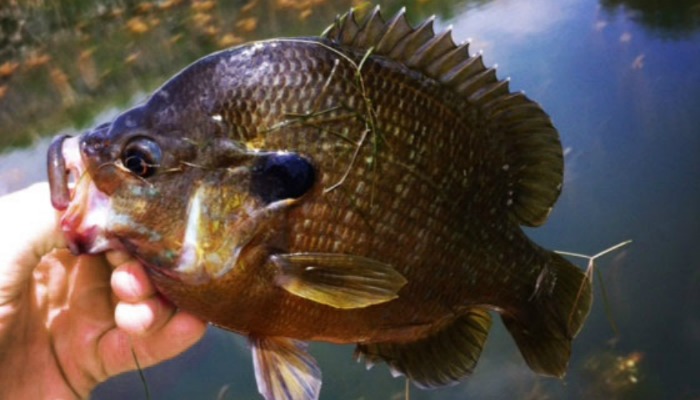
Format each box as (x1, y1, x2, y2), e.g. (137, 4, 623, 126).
(47, 6, 592, 400)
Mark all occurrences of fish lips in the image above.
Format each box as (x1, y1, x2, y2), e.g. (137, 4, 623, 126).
(47, 133, 116, 254)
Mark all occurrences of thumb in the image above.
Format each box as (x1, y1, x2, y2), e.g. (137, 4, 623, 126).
(0, 182, 67, 305)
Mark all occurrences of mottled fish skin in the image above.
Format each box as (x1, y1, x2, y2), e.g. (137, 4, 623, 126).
(49, 6, 592, 399)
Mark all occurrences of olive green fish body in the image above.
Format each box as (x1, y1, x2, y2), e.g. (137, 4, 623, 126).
(49, 7, 592, 400)
(136, 38, 555, 340)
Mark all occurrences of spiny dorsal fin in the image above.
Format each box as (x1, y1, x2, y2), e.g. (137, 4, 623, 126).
(322, 6, 564, 227)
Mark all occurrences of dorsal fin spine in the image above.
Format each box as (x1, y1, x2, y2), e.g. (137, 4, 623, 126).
(407, 29, 455, 69)
(440, 55, 486, 86)
(338, 8, 360, 44)
(458, 68, 498, 97)
(374, 7, 410, 53)
(425, 43, 470, 77)
(352, 6, 384, 47)
(388, 16, 435, 60)
(470, 79, 511, 106)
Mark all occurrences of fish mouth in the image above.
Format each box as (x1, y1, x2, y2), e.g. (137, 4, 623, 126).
(47, 135, 73, 210)
(47, 134, 113, 254)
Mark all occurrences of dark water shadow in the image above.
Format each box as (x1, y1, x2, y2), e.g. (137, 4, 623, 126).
(601, 0, 700, 38)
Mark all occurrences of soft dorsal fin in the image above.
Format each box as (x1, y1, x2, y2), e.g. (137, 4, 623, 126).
(322, 6, 564, 227)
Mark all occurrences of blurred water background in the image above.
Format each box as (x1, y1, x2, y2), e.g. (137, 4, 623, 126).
(1, 0, 698, 398)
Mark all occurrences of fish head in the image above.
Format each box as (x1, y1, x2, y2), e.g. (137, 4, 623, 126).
(48, 94, 317, 282)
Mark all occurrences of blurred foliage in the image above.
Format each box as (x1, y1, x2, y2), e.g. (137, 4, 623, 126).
(0, 0, 484, 152)
(601, 0, 700, 38)
(1, 0, 695, 150)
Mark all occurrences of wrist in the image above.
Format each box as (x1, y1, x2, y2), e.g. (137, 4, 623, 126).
(0, 313, 83, 400)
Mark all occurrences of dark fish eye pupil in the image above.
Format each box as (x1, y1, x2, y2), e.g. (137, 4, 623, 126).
(122, 137, 161, 178)
(251, 153, 316, 203)
(124, 151, 150, 176)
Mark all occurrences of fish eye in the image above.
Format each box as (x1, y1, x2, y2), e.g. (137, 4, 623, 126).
(251, 152, 316, 204)
(121, 137, 162, 178)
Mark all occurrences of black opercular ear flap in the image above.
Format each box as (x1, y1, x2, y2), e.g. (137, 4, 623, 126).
(251, 152, 316, 204)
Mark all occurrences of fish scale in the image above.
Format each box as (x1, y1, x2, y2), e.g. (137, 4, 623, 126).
(48, 6, 593, 400)
(246, 31, 509, 318)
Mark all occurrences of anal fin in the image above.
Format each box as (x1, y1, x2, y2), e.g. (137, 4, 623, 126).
(251, 336, 321, 400)
(355, 308, 492, 388)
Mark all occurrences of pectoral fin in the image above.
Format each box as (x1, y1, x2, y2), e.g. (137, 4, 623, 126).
(271, 253, 407, 309)
(251, 336, 321, 400)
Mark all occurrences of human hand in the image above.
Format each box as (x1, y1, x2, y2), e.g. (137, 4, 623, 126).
(0, 183, 207, 399)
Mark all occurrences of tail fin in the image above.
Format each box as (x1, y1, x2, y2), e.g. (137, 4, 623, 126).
(502, 252, 592, 377)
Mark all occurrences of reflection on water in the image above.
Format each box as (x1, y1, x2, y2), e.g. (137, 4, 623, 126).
(1, 0, 699, 399)
(601, 0, 700, 38)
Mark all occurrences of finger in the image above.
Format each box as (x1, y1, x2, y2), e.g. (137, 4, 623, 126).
(65, 253, 113, 320)
(100, 310, 207, 376)
(110, 260, 156, 302)
(114, 295, 173, 335)
(134, 310, 207, 367)
(105, 250, 134, 268)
